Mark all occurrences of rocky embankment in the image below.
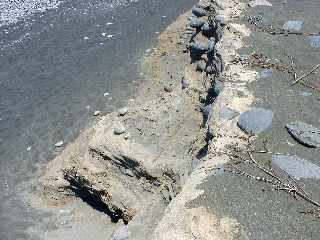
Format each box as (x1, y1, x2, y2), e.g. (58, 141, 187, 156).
(41, 0, 320, 239)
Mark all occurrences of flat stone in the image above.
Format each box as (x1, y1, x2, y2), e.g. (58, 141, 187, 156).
(220, 107, 239, 120)
(248, 0, 272, 7)
(93, 111, 100, 116)
(238, 107, 273, 134)
(309, 35, 320, 48)
(286, 121, 320, 148)
(272, 154, 320, 180)
(118, 107, 128, 116)
(114, 123, 126, 135)
(283, 20, 303, 31)
(55, 141, 64, 148)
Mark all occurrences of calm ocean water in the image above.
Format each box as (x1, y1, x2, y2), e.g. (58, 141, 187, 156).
(0, 0, 195, 239)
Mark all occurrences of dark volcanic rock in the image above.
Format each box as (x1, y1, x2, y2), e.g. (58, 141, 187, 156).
(286, 121, 320, 148)
(192, 6, 207, 17)
(272, 154, 320, 180)
(238, 107, 273, 134)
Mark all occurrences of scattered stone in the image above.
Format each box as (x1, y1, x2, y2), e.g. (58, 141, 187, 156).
(192, 6, 207, 17)
(164, 85, 173, 92)
(189, 41, 208, 53)
(83, 36, 90, 40)
(272, 155, 320, 180)
(257, 68, 273, 79)
(220, 107, 239, 120)
(238, 107, 273, 134)
(201, 21, 211, 32)
(298, 91, 312, 97)
(118, 107, 129, 116)
(124, 133, 131, 140)
(286, 122, 320, 148)
(55, 141, 64, 148)
(181, 77, 189, 89)
(93, 111, 100, 116)
(106, 34, 114, 39)
(309, 35, 320, 48)
(283, 20, 303, 31)
(112, 225, 129, 240)
(215, 15, 225, 24)
(196, 60, 206, 72)
(248, 0, 272, 7)
(114, 122, 126, 135)
(104, 92, 110, 97)
(189, 17, 205, 28)
(26, 146, 32, 151)
(207, 37, 216, 52)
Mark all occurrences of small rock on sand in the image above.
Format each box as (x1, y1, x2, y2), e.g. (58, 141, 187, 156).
(55, 141, 64, 148)
(124, 133, 131, 140)
(114, 122, 126, 135)
(286, 121, 320, 148)
(248, 0, 272, 7)
(118, 107, 129, 116)
(238, 107, 273, 134)
(309, 35, 320, 48)
(164, 85, 173, 92)
(93, 111, 100, 116)
(283, 20, 303, 31)
(192, 6, 207, 17)
(272, 155, 320, 180)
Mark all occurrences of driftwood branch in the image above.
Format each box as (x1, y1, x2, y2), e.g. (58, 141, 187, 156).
(291, 64, 320, 86)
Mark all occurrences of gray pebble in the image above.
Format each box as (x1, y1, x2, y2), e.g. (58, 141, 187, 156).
(272, 154, 320, 180)
(201, 21, 211, 32)
(55, 141, 64, 148)
(93, 111, 100, 116)
(118, 107, 129, 116)
(283, 20, 303, 32)
(189, 41, 208, 53)
(192, 6, 207, 17)
(238, 107, 273, 134)
(189, 17, 205, 28)
(286, 121, 320, 148)
(309, 35, 320, 48)
(164, 85, 173, 92)
(114, 123, 126, 135)
(196, 60, 207, 72)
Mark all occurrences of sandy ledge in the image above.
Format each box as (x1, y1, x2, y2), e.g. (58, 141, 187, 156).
(37, 0, 259, 239)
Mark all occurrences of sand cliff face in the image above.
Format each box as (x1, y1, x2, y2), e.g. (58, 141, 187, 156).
(40, 0, 254, 239)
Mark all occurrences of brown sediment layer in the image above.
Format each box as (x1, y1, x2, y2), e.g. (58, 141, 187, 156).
(39, 0, 255, 238)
